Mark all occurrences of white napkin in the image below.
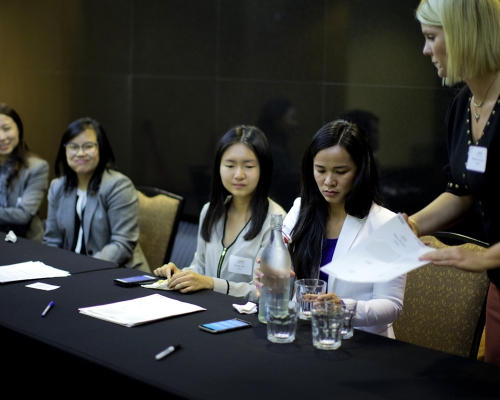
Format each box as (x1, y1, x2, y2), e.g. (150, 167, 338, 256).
(5, 230, 17, 243)
(142, 279, 172, 290)
(232, 301, 257, 314)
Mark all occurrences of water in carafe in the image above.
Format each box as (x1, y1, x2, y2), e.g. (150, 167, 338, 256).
(258, 214, 291, 324)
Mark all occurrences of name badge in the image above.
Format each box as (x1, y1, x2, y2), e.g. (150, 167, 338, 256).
(228, 255, 253, 275)
(466, 146, 487, 173)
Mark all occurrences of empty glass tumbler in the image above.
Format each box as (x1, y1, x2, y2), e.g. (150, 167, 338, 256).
(294, 279, 327, 320)
(311, 301, 345, 350)
(265, 299, 299, 343)
(341, 300, 358, 339)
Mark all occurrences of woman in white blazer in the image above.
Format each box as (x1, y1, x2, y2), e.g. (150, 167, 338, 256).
(43, 117, 148, 270)
(256, 119, 406, 338)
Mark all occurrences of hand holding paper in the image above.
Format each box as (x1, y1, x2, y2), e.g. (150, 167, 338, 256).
(320, 214, 434, 283)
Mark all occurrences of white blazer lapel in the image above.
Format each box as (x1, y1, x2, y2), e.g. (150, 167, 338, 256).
(327, 214, 365, 293)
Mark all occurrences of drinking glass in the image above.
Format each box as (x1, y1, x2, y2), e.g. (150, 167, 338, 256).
(341, 300, 358, 339)
(294, 279, 327, 320)
(265, 299, 299, 343)
(311, 300, 345, 350)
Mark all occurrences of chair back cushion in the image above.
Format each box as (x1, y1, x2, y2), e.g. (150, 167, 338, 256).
(393, 235, 490, 357)
(137, 191, 180, 271)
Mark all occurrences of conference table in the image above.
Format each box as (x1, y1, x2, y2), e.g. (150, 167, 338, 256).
(1, 233, 499, 399)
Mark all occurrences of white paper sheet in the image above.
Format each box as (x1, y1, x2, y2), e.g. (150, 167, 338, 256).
(0, 261, 70, 283)
(78, 293, 206, 327)
(25, 282, 61, 291)
(320, 213, 434, 283)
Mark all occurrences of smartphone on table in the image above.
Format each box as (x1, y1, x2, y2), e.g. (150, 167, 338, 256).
(199, 318, 252, 333)
(114, 275, 158, 287)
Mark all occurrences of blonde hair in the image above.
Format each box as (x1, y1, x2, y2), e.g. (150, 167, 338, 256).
(416, 0, 500, 85)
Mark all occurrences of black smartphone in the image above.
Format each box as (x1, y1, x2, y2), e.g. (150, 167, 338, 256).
(199, 318, 252, 334)
(114, 275, 158, 287)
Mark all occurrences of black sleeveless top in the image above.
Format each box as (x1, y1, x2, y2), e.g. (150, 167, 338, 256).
(445, 85, 500, 287)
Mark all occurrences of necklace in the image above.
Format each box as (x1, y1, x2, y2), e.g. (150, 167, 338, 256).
(472, 70, 500, 122)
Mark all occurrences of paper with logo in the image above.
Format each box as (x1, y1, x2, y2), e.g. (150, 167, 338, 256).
(320, 213, 434, 283)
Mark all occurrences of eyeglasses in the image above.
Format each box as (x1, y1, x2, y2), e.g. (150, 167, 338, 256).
(64, 142, 98, 155)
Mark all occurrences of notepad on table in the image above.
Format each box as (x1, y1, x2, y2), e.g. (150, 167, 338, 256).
(0, 261, 70, 283)
(78, 293, 206, 327)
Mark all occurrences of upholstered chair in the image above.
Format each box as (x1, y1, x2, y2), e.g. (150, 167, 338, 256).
(136, 187, 184, 273)
(393, 234, 489, 359)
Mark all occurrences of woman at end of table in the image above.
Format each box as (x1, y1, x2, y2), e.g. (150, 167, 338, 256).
(0, 103, 49, 241)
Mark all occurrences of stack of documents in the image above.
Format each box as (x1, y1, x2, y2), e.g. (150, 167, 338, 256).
(0, 261, 70, 283)
(79, 294, 206, 327)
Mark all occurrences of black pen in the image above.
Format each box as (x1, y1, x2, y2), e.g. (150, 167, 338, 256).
(41, 301, 54, 317)
(155, 343, 181, 360)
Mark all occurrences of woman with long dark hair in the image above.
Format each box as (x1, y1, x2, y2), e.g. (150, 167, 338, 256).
(43, 117, 148, 270)
(0, 103, 49, 241)
(154, 125, 286, 300)
(256, 119, 406, 338)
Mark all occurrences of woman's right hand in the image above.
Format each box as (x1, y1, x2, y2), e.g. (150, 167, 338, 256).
(253, 267, 265, 289)
(154, 262, 181, 279)
(316, 292, 342, 305)
(253, 264, 296, 294)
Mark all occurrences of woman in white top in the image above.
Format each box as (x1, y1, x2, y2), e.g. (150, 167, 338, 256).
(256, 119, 406, 337)
(154, 125, 286, 300)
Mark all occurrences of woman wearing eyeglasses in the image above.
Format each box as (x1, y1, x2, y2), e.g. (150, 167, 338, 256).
(0, 103, 49, 241)
(43, 117, 149, 270)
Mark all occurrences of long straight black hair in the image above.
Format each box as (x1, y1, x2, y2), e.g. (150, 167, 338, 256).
(289, 119, 382, 279)
(55, 117, 116, 194)
(201, 125, 273, 242)
(0, 103, 30, 172)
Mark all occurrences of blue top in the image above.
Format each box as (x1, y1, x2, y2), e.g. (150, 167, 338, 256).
(319, 238, 338, 289)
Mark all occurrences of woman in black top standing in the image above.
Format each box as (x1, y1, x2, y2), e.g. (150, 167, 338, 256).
(405, 0, 500, 366)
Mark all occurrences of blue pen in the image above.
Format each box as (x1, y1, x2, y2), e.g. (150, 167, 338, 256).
(41, 301, 54, 317)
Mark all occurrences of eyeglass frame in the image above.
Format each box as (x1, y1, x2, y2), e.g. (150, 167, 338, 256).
(63, 141, 99, 155)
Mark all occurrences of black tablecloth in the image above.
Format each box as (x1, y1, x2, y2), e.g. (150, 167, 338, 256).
(0, 232, 118, 275)
(1, 267, 499, 399)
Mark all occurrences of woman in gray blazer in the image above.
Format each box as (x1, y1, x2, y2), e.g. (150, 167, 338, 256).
(43, 117, 148, 270)
(0, 103, 49, 241)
